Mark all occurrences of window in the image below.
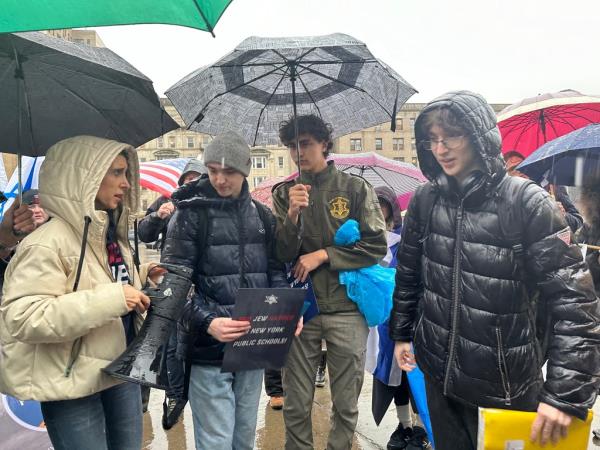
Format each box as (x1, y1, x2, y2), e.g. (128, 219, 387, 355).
(409, 118, 416, 129)
(142, 200, 148, 210)
(350, 138, 362, 151)
(375, 138, 383, 151)
(157, 137, 164, 148)
(252, 156, 267, 169)
(411, 138, 416, 151)
(396, 118, 403, 130)
(253, 176, 266, 187)
(187, 136, 195, 148)
(392, 138, 404, 151)
(278, 156, 285, 169)
(202, 135, 211, 145)
(394, 157, 406, 162)
(168, 136, 176, 148)
(140, 157, 147, 162)
(412, 157, 418, 165)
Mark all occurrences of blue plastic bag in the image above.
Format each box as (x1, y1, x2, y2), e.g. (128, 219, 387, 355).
(334, 220, 395, 327)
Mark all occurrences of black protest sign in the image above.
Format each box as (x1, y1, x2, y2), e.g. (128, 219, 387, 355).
(221, 288, 305, 372)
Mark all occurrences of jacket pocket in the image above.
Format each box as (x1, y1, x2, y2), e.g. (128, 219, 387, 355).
(495, 325, 512, 405)
(64, 337, 82, 377)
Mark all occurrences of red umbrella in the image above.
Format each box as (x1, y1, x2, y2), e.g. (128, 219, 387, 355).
(497, 89, 600, 158)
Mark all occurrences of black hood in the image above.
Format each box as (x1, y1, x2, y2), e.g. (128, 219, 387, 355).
(414, 91, 506, 186)
(171, 176, 250, 210)
(375, 186, 402, 229)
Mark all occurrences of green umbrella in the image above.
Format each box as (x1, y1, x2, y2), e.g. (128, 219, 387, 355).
(0, 0, 233, 36)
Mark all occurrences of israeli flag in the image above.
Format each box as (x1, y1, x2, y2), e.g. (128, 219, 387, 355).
(0, 156, 44, 221)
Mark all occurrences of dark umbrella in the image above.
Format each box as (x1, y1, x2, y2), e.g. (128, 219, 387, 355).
(1, 32, 178, 157)
(518, 123, 600, 186)
(166, 33, 417, 173)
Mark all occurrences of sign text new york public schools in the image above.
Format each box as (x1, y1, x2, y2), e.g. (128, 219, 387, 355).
(221, 288, 306, 372)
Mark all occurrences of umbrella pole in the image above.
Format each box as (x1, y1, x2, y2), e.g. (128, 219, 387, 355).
(290, 62, 301, 180)
(17, 154, 22, 204)
(290, 62, 304, 237)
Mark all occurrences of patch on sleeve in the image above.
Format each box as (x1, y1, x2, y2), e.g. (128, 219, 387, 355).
(556, 229, 571, 246)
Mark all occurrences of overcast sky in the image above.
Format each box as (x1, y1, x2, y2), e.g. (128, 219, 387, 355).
(92, 0, 599, 104)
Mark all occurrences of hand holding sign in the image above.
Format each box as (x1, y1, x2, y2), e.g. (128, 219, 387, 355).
(209, 318, 251, 342)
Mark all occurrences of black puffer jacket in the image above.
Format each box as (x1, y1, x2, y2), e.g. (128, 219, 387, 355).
(390, 91, 600, 420)
(161, 178, 288, 365)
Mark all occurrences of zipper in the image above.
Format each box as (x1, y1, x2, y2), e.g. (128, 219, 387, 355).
(238, 204, 247, 288)
(64, 337, 82, 377)
(495, 325, 512, 405)
(443, 200, 464, 396)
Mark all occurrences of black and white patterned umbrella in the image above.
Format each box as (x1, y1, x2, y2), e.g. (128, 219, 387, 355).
(166, 33, 417, 146)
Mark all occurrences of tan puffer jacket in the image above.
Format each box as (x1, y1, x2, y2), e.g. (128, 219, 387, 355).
(0, 135, 146, 401)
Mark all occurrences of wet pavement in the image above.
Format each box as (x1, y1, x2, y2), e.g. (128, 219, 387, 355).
(141, 372, 394, 450)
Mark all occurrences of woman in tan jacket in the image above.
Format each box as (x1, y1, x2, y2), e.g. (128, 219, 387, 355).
(0, 136, 151, 450)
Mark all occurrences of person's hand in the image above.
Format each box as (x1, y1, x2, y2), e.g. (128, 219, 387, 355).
(0, 201, 35, 244)
(207, 318, 251, 342)
(394, 341, 416, 372)
(287, 184, 311, 224)
(530, 402, 572, 446)
(295, 316, 304, 336)
(293, 250, 328, 282)
(123, 285, 151, 314)
(555, 202, 566, 216)
(147, 264, 167, 285)
(156, 201, 175, 219)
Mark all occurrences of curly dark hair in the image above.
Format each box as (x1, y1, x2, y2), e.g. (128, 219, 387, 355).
(279, 114, 334, 157)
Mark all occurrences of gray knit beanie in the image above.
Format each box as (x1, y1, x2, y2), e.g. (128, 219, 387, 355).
(203, 131, 251, 176)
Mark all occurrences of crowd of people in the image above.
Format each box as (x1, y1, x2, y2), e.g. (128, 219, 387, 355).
(0, 90, 599, 450)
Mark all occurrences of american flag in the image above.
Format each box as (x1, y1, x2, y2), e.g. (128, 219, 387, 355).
(139, 158, 191, 198)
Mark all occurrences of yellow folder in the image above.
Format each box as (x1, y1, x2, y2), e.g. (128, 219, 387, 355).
(477, 408, 592, 450)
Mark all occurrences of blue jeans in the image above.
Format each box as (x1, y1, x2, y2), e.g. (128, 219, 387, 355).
(41, 382, 142, 450)
(189, 364, 263, 450)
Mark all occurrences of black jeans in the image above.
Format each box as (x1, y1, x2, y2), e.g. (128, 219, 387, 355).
(264, 369, 283, 396)
(425, 375, 478, 450)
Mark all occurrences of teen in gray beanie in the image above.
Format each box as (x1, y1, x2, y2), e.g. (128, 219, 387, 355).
(203, 131, 252, 176)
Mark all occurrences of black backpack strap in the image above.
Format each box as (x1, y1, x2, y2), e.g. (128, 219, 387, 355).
(416, 183, 437, 244)
(496, 177, 536, 277)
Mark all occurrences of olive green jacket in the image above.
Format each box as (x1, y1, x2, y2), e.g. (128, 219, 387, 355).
(272, 162, 387, 313)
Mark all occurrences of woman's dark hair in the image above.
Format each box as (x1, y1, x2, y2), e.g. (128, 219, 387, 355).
(279, 114, 334, 157)
(417, 107, 467, 139)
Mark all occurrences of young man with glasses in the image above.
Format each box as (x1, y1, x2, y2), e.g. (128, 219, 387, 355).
(391, 91, 600, 450)
(272, 114, 387, 450)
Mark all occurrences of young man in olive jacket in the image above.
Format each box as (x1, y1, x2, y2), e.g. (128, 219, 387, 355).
(272, 115, 387, 450)
(391, 91, 600, 450)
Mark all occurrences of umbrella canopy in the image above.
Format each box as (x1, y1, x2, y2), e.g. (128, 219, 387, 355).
(166, 33, 417, 147)
(250, 152, 426, 210)
(1, 32, 178, 156)
(517, 123, 600, 186)
(497, 89, 600, 158)
(0, 0, 233, 36)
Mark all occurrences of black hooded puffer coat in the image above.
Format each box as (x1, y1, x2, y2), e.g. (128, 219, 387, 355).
(389, 91, 600, 420)
(161, 177, 288, 365)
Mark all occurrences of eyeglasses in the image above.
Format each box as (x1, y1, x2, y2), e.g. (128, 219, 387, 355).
(420, 136, 465, 151)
